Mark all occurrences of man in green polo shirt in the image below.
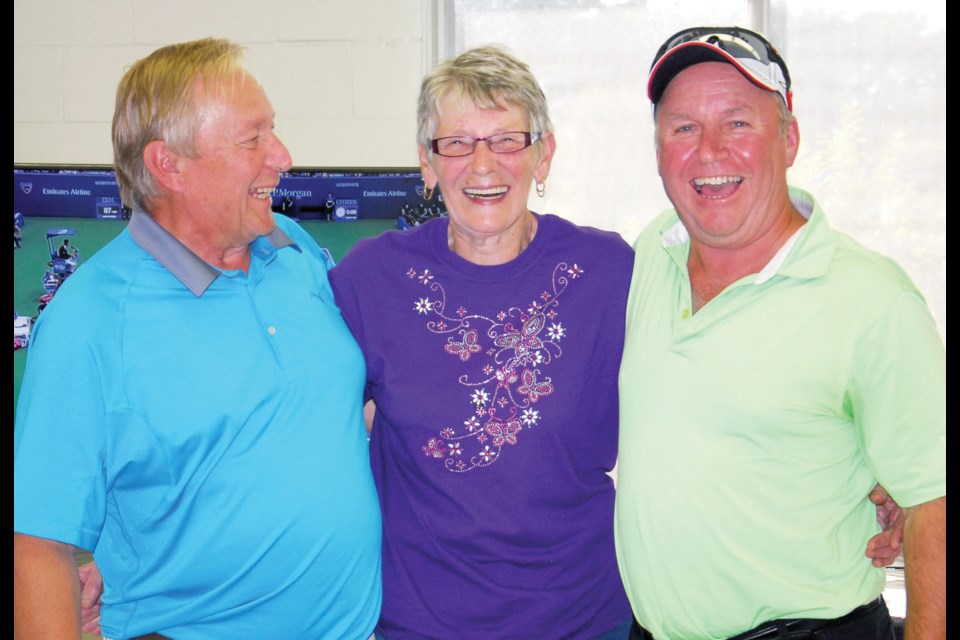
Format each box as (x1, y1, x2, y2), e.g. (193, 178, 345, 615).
(615, 26, 945, 640)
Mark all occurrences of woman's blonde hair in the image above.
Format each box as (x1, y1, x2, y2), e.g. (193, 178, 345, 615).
(417, 45, 553, 151)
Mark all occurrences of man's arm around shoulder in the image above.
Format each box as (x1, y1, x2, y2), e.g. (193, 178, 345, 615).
(14, 532, 82, 639)
(903, 495, 945, 640)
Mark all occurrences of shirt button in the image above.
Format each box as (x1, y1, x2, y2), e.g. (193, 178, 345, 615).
(268, 326, 277, 336)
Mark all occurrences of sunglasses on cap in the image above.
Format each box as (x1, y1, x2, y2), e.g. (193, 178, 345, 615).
(648, 26, 792, 111)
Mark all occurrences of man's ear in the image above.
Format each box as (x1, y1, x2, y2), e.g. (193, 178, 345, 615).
(784, 117, 800, 169)
(143, 140, 186, 193)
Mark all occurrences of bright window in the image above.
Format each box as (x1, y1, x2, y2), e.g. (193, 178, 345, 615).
(439, 0, 945, 339)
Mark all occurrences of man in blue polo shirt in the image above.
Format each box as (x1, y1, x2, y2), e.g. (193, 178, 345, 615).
(14, 38, 381, 639)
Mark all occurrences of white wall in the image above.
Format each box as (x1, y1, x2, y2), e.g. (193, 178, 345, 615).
(13, 0, 427, 168)
(12, 1, 946, 340)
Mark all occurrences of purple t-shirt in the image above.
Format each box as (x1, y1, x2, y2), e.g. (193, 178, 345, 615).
(330, 213, 634, 639)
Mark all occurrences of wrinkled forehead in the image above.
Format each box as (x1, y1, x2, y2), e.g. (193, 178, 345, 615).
(659, 61, 779, 109)
(434, 88, 529, 126)
(192, 68, 256, 107)
(195, 71, 274, 127)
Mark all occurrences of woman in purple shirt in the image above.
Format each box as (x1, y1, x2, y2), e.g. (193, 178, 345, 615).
(329, 46, 635, 640)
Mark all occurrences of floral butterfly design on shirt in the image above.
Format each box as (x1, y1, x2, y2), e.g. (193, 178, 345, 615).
(408, 262, 584, 472)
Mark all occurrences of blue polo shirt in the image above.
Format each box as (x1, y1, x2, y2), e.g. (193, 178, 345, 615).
(14, 212, 381, 639)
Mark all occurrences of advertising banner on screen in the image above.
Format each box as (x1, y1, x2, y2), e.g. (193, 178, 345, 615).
(273, 170, 428, 220)
(14, 166, 437, 222)
(14, 166, 123, 219)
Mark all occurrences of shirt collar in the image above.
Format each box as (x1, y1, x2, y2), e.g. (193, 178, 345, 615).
(128, 211, 298, 297)
(658, 186, 835, 283)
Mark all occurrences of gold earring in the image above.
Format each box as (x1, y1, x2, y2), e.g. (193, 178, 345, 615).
(422, 181, 434, 201)
(536, 179, 546, 198)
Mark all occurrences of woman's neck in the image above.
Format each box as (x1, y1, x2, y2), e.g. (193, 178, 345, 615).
(447, 212, 538, 266)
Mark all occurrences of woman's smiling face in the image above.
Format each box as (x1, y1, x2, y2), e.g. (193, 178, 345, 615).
(419, 92, 554, 247)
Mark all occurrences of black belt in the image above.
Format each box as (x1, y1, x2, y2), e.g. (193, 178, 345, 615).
(632, 597, 887, 640)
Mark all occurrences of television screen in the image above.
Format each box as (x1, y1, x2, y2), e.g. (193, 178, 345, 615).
(14, 164, 124, 220)
(13, 164, 443, 222)
(274, 168, 441, 221)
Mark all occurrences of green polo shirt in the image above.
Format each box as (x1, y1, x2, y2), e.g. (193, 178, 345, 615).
(615, 187, 945, 639)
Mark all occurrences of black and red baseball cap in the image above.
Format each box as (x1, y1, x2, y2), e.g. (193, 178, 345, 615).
(648, 26, 793, 111)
